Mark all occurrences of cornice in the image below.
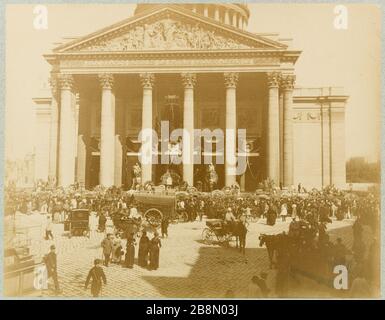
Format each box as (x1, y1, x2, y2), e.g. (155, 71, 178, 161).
(45, 49, 301, 64)
(293, 96, 349, 104)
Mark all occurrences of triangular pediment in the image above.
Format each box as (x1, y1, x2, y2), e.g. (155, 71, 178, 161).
(54, 5, 287, 53)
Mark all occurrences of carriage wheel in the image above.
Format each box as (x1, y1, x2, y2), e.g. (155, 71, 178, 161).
(202, 228, 215, 245)
(144, 208, 163, 227)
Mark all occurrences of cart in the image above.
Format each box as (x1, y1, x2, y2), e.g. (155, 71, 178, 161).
(64, 209, 90, 238)
(133, 193, 177, 227)
(201, 219, 234, 244)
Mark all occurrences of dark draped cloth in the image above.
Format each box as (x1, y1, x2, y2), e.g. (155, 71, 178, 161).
(124, 241, 135, 268)
(266, 208, 277, 226)
(138, 235, 150, 267)
(149, 237, 162, 270)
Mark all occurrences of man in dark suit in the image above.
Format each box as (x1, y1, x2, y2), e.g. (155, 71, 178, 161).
(98, 212, 107, 232)
(85, 259, 107, 297)
(161, 217, 169, 238)
(45, 245, 61, 293)
(101, 234, 113, 266)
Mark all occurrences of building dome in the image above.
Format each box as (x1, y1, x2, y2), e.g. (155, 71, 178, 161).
(134, 3, 250, 30)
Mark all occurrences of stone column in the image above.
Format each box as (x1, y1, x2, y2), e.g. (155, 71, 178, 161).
(77, 94, 88, 187)
(140, 73, 155, 183)
(266, 72, 281, 186)
(281, 74, 295, 187)
(279, 89, 284, 185)
(114, 98, 124, 187)
(98, 73, 115, 187)
(58, 74, 75, 187)
(181, 73, 196, 186)
(320, 99, 331, 187)
(203, 5, 209, 17)
(224, 10, 230, 24)
(48, 75, 59, 184)
(233, 13, 238, 28)
(214, 7, 220, 21)
(73, 93, 79, 161)
(224, 72, 239, 187)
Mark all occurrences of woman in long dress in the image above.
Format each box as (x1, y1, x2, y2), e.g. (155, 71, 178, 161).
(280, 203, 288, 222)
(112, 234, 123, 264)
(149, 232, 162, 270)
(124, 234, 136, 268)
(138, 231, 150, 267)
(105, 215, 114, 235)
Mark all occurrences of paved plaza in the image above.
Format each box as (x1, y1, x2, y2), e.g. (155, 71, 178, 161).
(15, 212, 362, 299)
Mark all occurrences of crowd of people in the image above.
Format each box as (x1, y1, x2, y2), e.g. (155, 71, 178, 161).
(5, 180, 380, 297)
(177, 185, 379, 228)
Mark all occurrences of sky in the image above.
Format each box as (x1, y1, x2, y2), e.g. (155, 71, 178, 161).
(5, 3, 381, 162)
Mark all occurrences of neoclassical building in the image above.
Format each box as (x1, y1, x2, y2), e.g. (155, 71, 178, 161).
(33, 3, 347, 191)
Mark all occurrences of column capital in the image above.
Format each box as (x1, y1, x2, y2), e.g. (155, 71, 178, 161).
(98, 73, 114, 90)
(57, 74, 74, 90)
(281, 74, 296, 91)
(267, 72, 281, 88)
(139, 73, 155, 89)
(181, 73, 197, 89)
(49, 73, 59, 96)
(224, 72, 239, 88)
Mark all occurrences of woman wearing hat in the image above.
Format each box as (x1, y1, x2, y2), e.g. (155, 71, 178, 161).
(149, 232, 162, 270)
(124, 233, 136, 268)
(138, 231, 150, 268)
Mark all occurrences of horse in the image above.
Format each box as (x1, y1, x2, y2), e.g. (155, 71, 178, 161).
(259, 233, 284, 269)
(232, 220, 248, 254)
(260, 230, 338, 288)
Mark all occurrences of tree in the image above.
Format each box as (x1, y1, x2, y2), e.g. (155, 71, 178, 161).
(346, 157, 380, 183)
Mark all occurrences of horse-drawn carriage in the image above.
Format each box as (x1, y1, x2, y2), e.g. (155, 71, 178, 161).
(259, 220, 337, 287)
(133, 192, 177, 227)
(202, 219, 231, 244)
(201, 219, 247, 252)
(64, 209, 90, 238)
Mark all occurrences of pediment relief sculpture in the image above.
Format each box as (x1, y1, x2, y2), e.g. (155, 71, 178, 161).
(73, 18, 263, 52)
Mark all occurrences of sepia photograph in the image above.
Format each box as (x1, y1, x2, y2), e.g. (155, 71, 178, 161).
(2, 1, 382, 299)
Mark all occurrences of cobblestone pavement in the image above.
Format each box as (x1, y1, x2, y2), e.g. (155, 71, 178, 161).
(13, 213, 367, 298)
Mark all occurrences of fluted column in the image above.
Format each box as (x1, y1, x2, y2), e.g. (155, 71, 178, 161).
(77, 94, 88, 186)
(279, 89, 284, 185)
(98, 73, 115, 187)
(58, 74, 75, 187)
(181, 73, 196, 186)
(214, 7, 220, 21)
(203, 5, 209, 17)
(233, 13, 238, 27)
(281, 74, 296, 187)
(140, 73, 155, 183)
(114, 99, 124, 187)
(224, 72, 239, 187)
(267, 72, 281, 186)
(224, 10, 230, 24)
(48, 75, 59, 184)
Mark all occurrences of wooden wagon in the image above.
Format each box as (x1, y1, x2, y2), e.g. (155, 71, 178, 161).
(133, 193, 177, 227)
